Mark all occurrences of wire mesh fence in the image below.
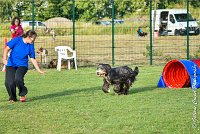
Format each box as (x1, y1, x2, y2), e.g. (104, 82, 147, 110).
(0, 0, 199, 69)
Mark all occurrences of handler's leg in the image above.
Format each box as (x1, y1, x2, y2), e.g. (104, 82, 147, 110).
(5, 66, 17, 101)
(15, 67, 28, 97)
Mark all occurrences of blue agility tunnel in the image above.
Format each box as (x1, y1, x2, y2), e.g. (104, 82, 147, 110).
(157, 59, 200, 88)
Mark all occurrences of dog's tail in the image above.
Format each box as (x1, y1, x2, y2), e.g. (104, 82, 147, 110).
(129, 67, 139, 82)
(133, 67, 139, 76)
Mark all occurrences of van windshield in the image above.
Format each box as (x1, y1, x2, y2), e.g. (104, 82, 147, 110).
(174, 13, 195, 22)
(38, 22, 45, 26)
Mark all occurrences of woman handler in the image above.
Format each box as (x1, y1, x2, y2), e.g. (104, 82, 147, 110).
(2, 30, 45, 102)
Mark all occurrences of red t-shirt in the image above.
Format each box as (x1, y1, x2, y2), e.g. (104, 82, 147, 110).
(10, 25, 23, 39)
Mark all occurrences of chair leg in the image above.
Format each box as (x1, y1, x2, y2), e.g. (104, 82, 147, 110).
(44, 55, 47, 64)
(67, 60, 71, 70)
(74, 58, 77, 70)
(57, 59, 62, 71)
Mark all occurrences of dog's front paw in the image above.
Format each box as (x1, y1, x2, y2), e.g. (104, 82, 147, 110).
(102, 88, 110, 93)
(116, 92, 123, 95)
(124, 92, 128, 95)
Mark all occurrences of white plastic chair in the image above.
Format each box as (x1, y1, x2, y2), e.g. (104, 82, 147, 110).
(55, 46, 77, 71)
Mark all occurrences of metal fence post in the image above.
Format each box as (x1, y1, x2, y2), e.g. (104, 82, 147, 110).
(186, 0, 190, 60)
(31, 0, 35, 30)
(150, 0, 153, 65)
(111, 0, 115, 66)
(72, 0, 75, 50)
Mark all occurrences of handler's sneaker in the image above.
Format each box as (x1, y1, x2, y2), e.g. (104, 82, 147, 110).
(20, 96, 26, 102)
(8, 98, 17, 103)
(9, 100, 15, 103)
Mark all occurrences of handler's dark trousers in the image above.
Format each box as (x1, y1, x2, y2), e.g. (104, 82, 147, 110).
(5, 66, 28, 101)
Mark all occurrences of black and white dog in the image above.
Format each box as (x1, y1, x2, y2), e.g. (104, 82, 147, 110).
(96, 64, 139, 95)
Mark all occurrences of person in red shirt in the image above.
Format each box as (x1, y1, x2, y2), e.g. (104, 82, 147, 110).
(10, 17, 24, 39)
(2, 17, 24, 72)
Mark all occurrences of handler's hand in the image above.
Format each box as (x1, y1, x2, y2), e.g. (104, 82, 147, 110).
(39, 70, 46, 74)
(2, 59, 7, 65)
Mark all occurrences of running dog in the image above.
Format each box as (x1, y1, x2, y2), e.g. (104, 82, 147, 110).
(96, 64, 139, 95)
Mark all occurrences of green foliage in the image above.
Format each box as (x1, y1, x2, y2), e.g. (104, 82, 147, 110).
(0, 0, 199, 22)
(0, 22, 11, 37)
(190, 46, 200, 59)
(163, 54, 181, 62)
(143, 44, 163, 57)
(0, 0, 14, 21)
(190, 0, 200, 8)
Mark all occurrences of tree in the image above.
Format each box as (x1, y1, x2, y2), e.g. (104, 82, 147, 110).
(75, 0, 111, 21)
(0, 0, 199, 22)
(190, 0, 200, 8)
(0, 0, 16, 22)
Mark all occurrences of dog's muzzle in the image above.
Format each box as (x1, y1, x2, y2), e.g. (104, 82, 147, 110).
(96, 70, 106, 77)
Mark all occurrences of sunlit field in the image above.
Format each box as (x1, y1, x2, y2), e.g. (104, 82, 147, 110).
(0, 66, 200, 133)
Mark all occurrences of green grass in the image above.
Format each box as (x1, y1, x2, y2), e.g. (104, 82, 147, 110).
(0, 66, 200, 134)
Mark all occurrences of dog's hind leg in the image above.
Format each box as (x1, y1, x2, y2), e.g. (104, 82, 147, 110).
(123, 82, 131, 95)
(113, 84, 121, 95)
(117, 83, 125, 95)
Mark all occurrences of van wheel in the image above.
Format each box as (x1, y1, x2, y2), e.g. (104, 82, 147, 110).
(175, 29, 180, 36)
(195, 29, 199, 35)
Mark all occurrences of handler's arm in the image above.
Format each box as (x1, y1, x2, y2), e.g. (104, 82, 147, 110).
(30, 58, 45, 74)
(2, 46, 10, 65)
(10, 26, 17, 34)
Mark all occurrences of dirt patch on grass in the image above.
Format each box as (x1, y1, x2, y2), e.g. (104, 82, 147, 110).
(44, 17, 72, 28)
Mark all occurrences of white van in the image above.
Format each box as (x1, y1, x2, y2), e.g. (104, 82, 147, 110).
(152, 9, 199, 35)
(21, 21, 47, 29)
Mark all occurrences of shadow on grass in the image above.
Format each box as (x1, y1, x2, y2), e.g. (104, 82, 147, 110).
(0, 85, 157, 110)
(129, 85, 157, 94)
(31, 86, 101, 101)
(31, 85, 157, 101)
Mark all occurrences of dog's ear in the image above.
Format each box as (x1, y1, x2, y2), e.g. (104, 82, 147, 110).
(39, 47, 43, 52)
(104, 64, 111, 73)
(98, 63, 111, 69)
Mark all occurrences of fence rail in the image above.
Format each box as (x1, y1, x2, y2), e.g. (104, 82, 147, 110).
(0, 0, 200, 68)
